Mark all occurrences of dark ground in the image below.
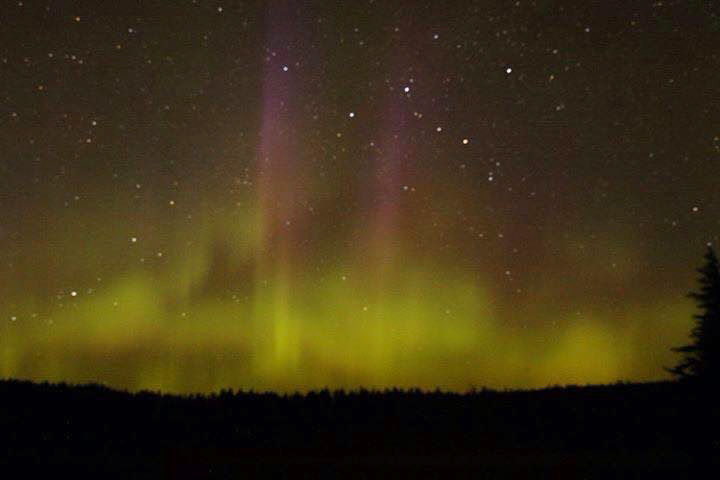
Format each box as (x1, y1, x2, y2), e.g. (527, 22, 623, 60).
(1, 379, 718, 478)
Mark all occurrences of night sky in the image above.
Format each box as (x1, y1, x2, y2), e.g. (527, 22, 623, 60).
(1, 1, 719, 393)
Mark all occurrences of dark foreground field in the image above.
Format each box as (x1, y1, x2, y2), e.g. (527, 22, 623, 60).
(1, 379, 718, 478)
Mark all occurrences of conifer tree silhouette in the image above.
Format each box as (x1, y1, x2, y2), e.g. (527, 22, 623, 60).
(667, 246, 720, 381)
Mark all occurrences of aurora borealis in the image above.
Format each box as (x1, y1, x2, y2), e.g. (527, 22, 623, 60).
(1, 1, 719, 393)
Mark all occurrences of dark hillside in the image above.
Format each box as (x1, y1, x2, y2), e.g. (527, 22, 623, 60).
(1, 379, 718, 477)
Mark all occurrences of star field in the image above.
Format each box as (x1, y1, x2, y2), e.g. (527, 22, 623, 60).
(1, 0, 719, 392)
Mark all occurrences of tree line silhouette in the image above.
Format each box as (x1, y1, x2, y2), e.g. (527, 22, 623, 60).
(0, 379, 714, 476)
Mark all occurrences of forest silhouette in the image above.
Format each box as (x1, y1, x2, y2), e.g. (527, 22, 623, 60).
(2, 248, 720, 477)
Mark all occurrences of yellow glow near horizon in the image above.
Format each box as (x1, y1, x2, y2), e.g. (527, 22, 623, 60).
(0, 237, 695, 393)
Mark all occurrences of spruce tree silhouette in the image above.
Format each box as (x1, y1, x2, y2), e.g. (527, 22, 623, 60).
(667, 245, 720, 382)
